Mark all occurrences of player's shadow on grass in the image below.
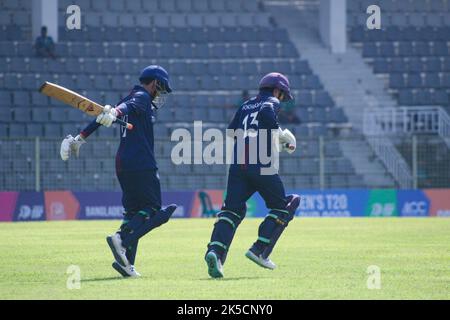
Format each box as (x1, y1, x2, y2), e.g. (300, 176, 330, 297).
(200, 276, 267, 281)
(82, 276, 125, 283)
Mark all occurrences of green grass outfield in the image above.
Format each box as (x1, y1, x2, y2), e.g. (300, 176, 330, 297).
(0, 218, 449, 300)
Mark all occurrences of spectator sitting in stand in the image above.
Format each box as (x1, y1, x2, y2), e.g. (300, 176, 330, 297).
(34, 26, 56, 59)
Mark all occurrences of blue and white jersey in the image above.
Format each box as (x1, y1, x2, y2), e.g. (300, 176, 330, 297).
(228, 90, 281, 171)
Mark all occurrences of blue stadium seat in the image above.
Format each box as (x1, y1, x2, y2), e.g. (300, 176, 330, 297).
(176, 0, 192, 12)
(26, 124, 43, 137)
(93, 76, 110, 90)
(297, 91, 313, 107)
(433, 90, 449, 105)
(327, 108, 347, 123)
(0, 42, 16, 57)
(210, 0, 226, 11)
(280, 43, 299, 58)
(170, 61, 189, 76)
(12, 91, 30, 107)
(154, 14, 170, 27)
(292, 60, 311, 74)
(362, 43, 378, 57)
(260, 43, 278, 57)
(85, 13, 102, 27)
(406, 74, 423, 88)
(390, 74, 406, 89)
(426, 14, 443, 27)
(171, 14, 186, 28)
(9, 58, 28, 73)
(47, 60, 65, 73)
(223, 62, 240, 75)
(189, 62, 208, 76)
(274, 61, 292, 74)
(241, 61, 258, 75)
(44, 123, 62, 137)
(414, 42, 431, 56)
(380, 42, 395, 56)
(100, 59, 119, 74)
(67, 108, 85, 122)
(56, 74, 76, 89)
(246, 43, 260, 58)
(0, 91, 11, 106)
(8, 124, 26, 137)
(424, 57, 442, 72)
(407, 57, 423, 73)
(373, 58, 390, 73)
(303, 75, 322, 90)
(89, 43, 106, 57)
(193, 0, 209, 12)
(424, 73, 441, 88)
(315, 91, 334, 107)
(31, 92, 49, 106)
(433, 42, 449, 56)
(16, 42, 33, 57)
(74, 75, 92, 90)
(430, 0, 446, 12)
(415, 89, 433, 105)
(409, 13, 426, 27)
(228, 43, 245, 58)
(0, 108, 13, 122)
(187, 14, 203, 27)
(141, 0, 159, 12)
(49, 108, 66, 121)
(204, 15, 220, 27)
(70, 43, 86, 57)
(442, 73, 450, 88)
(31, 108, 49, 122)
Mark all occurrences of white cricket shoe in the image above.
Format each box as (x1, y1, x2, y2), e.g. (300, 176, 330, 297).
(205, 251, 224, 278)
(106, 233, 130, 268)
(112, 261, 141, 278)
(245, 249, 276, 270)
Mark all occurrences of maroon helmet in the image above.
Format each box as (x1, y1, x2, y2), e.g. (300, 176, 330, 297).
(258, 72, 293, 101)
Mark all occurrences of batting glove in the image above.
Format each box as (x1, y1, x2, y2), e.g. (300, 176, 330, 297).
(96, 105, 118, 128)
(278, 128, 296, 154)
(60, 134, 86, 161)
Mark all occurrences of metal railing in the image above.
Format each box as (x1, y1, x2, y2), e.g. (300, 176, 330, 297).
(437, 107, 450, 147)
(366, 136, 413, 189)
(363, 106, 450, 188)
(1, 135, 448, 191)
(364, 106, 450, 138)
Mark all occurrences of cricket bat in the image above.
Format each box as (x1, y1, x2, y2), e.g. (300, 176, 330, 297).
(39, 81, 133, 130)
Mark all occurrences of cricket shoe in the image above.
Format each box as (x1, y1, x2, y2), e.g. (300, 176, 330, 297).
(205, 251, 224, 279)
(245, 249, 276, 270)
(112, 261, 141, 278)
(106, 233, 130, 268)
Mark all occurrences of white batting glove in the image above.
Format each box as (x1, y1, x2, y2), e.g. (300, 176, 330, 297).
(278, 128, 296, 154)
(60, 134, 86, 161)
(96, 105, 117, 128)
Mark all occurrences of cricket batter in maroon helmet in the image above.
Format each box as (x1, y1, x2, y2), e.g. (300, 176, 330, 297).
(205, 72, 301, 278)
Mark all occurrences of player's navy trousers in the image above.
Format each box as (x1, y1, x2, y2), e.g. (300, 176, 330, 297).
(207, 167, 289, 262)
(116, 169, 162, 215)
(224, 167, 287, 217)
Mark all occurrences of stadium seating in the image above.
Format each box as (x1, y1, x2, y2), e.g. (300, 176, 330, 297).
(348, 0, 450, 107)
(0, 0, 358, 190)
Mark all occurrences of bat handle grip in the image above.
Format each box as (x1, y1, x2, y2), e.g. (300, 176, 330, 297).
(115, 118, 133, 130)
(284, 143, 295, 150)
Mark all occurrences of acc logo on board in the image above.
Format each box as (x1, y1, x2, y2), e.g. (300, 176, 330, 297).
(401, 201, 428, 216)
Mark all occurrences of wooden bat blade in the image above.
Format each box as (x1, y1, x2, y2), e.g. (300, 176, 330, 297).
(39, 81, 104, 117)
(39, 81, 134, 130)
